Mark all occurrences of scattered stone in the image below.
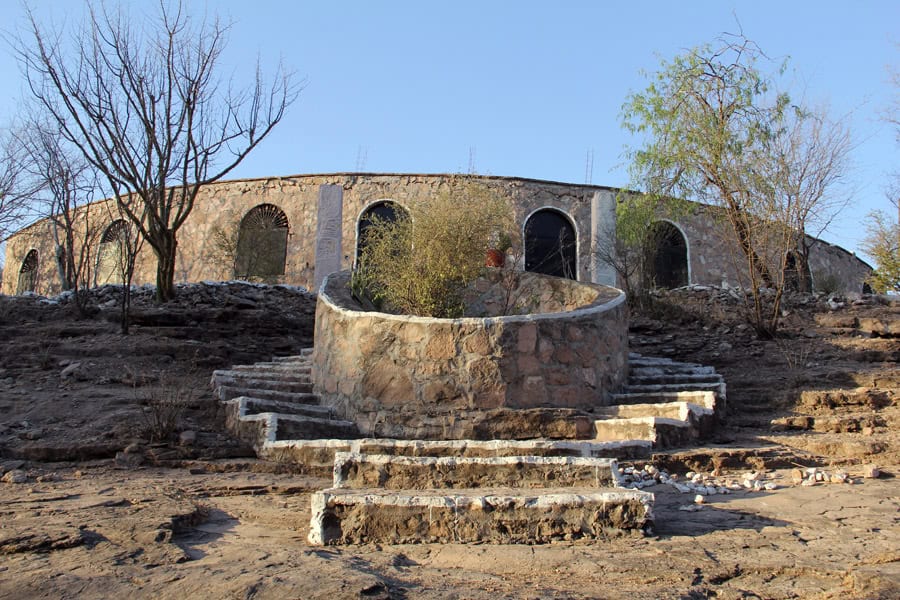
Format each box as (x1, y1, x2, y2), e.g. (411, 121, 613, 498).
(694, 494, 705, 504)
(18, 428, 44, 441)
(59, 362, 84, 380)
(0, 460, 26, 476)
(861, 465, 881, 479)
(2, 469, 28, 484)
(115, 451, 144, 468)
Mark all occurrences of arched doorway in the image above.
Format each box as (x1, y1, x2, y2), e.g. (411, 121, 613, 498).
(17, 249, 39, 294)
(96, 219, 129, 285)
(650, 221, 689, 289)
(234, 204, 289, 281)
(356, 201, 408, 264)
(524, 208, 577, 279)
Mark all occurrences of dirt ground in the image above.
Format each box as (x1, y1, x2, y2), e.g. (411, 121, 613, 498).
(1, 283, 898, 599)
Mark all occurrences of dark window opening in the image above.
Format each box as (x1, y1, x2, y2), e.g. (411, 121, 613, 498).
(234, 204, 289, 281)
(96, 219, 129, 285)
(356, 201, 408, 264)
(524, 209, 577, 279)
(650, 221, 688, 289)
(17, 249, 39, 294)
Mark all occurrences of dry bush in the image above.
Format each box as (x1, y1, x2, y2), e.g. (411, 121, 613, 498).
(355, 180, 515, 318)
(134, 369, 199, 442)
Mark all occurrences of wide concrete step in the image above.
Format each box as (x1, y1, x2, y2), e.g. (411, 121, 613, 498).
(594, 416, 695, 447)
(216, 385, 321, 404)
(610, 390, 717, 409)
(629, 365, 718, 376)
(273, 414, 360, 441)
(308, 487, 653, 545)
(622, 382, 726, 397)
(627, 373, 723, 386)
(227, 363, 312, 374)
(628, 354, 706, 369)
(271, 354, 311, 363)
(258, 438, 653, 476)
(226, 396, 334, 419)
(596, 401, 695, 422)
(211, 372, 313, 392)
(332, 453, 622, 490)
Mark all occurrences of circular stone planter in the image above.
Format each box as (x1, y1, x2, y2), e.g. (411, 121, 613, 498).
(312, 270, 628, 440)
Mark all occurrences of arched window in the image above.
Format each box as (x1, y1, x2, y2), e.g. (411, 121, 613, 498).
(650, 221, 689, 289)
(96, 219, 129, 285)
(524, 208, 577, 279)
(356, 201, 408, 264)
(234, 204, 289, 281)
(16, 249, 39, 294)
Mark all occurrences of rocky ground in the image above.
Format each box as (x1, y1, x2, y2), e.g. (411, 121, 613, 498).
(0, 282, 898, 599)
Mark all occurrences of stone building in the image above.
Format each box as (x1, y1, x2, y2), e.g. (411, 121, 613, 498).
(1, 173, 872, 296)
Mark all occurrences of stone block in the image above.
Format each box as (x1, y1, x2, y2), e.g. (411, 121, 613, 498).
(517, 322, 537, 353)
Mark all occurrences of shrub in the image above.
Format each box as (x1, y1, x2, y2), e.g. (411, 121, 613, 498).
(355, 180, 515, 318)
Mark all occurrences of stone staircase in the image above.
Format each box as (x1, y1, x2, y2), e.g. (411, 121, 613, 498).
(592, 353, 726, 448)
(308, 452, 653, 544)
(214, 349, 360, 447)
(213, 348, 725, 544)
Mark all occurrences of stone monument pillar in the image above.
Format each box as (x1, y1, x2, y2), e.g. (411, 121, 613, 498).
(314, 184, 343, 292)
(590, 190, 617, 286)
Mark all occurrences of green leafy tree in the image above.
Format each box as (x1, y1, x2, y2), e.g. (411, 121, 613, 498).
(862, 209, 900, 293)
(621, 34, 850, 337)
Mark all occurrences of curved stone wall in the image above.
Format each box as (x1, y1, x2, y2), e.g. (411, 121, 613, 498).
(2, 173, 872, 296)
(312, 270, 628, 440)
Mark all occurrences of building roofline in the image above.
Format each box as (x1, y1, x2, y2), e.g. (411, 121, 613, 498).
(215, 171, 627, 193)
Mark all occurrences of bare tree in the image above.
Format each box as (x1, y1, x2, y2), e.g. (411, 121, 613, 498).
(762, 107, 853, 293)
(15, 121, 105, 313)
(16, 0, 299, 301)
(0, 127, 37, 243)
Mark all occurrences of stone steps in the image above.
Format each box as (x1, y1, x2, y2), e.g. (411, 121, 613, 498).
(274, 414, 360, 441)
(627, 373, 723, 385)
(332, 453, 623, 490)
(225, 396, 335, 419)
(308, 486, 653, 545)
(258, 438, 654, 476)
(214, 349, 732, 545)
(590, 354, 725, 448)
(309, 451, 652, 545)
(227, 362, 312, 374)
(215, 351, 360, 450)
(593, 416, 695, 448)
(216, 385, 320, 404)
(211, 372, 313, 392)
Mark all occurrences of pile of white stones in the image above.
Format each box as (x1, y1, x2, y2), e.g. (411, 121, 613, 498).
(619, 463, 879, 501)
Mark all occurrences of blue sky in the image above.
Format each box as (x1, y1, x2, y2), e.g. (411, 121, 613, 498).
(1, 1, 897, 260)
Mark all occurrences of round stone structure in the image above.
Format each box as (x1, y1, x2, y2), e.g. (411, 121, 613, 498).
(312, 270, 629, 440)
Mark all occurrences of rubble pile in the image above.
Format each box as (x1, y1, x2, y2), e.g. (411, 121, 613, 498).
(619, 463, 879, 497)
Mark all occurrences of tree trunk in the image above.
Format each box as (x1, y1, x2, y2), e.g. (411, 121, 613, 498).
(730, 212, 774, 287)
(154, 229, 178, 303)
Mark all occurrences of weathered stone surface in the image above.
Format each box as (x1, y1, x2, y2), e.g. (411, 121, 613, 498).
(308, 488, 653, 545)
(312, 270, 628, 439)
(331, 453, 623, 490)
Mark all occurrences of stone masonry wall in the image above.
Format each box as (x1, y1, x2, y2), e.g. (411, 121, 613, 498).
(312, 270, 628, 440)
(2, 173, 870, 296)
(675, 204, 872, 294)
